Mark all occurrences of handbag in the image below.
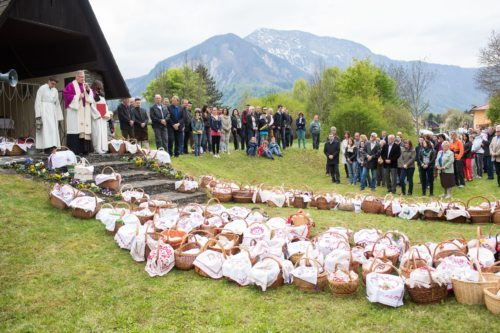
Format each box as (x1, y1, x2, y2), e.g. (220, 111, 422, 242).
(74, 157, 94, 182)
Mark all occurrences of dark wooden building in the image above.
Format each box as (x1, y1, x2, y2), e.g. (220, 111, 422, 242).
(0, 0, 129, 138)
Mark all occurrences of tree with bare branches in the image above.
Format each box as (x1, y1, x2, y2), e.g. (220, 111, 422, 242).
(388, 61, 435, 134)
(475, 31, 500, 96)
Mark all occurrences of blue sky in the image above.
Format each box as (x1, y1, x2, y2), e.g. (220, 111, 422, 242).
(90, 0, 500, 78)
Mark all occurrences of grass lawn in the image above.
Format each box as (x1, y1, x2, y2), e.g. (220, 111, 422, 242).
(1, 142, 500, 332)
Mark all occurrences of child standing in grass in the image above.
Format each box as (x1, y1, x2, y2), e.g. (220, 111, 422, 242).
(191, 109, 204, 157)
(247, 136, 258, 157)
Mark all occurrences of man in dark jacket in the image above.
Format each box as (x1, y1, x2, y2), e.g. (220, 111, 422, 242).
(131, 98, 149, 148)
(150, 94, 169, 151)
(365, 133, 381, 191)
(246, 106, 257, 146)
(273, 105, 284, 148)
(167, 96, 184, 157)
(182, 100, 193, 154)
(381, 134, 401, 193)
(324, 133, 341, 183)
(116, 98, 133, 139)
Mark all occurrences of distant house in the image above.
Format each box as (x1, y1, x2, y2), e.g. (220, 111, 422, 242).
(470, 104, 490, 129)
(0, 0, 129, 139)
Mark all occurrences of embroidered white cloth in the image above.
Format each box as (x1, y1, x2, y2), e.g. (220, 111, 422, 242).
(121, 190, 146, 203)
(130, 223, 149, 262)
(354, 229, 380, 246)
(366, 272, 405, 307)
(292, 265, 319, 285)
(50, 184, 79, 205)
(222, 219, 247, 235)
(287, 240, 312, 257)
(74, 158, 94, 182)
(406, 267, 447, 288)
(325, 249, 351, 274)
(109, 139, 124, 152)
(68, 196, 100, 212)
(328, 270, 358, 283)
(48, 150, 77, 169)
(148, 149, 171, 165)
(176, 213, 204, 233)
(445, 208, 470, 220)
(193, 250, 226, 279)
(226, 206, 251, 219)
(248, 257, 293, 290)
(435, 255, 478, 287)
(125, 141, 139, 154)
(175, 179, 199, 191)
(242, 223, 271, 246)
(145, 241, 175, 277)
(246, 239, 285, 260)
(222, 251, 253, 286)
(95, 172, 121, 186)
(115, 223, 140, 250)
(467, 247, 495, 267)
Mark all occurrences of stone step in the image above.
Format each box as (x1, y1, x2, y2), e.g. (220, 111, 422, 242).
(118, 169, 160, 182)
(124, 178, 178, 194)
(92, 160, 137, 173)
(151, 191, 207, 206)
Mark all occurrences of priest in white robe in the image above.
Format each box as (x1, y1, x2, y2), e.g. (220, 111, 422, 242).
(35, 76, 63, 151)
(90, 80, 110, 154)
(63, 70, 94, 155)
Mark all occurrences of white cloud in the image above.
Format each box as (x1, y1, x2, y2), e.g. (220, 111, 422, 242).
(89, 0, 500, 78)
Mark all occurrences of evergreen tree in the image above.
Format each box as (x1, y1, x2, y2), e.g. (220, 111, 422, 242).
(195, 64, 223, 107)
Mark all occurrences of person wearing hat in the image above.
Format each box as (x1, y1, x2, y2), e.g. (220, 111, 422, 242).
(34, 76, 64, 153)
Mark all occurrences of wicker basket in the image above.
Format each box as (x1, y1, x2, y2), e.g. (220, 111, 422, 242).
(133, 207, 155, 225)
(48, 184, 77, 210)
(255, 256, 284, 290)
(5, 138, 23, 156)
(98, 166, 121, 191)
(232, 182, 256, 203)
(328, 266, 359, 297)
(103, 202, 130, 236)
(432, 238, 467, 267)
(467, 196, 491, 224)
(292, 195, 307, 209)
(160, 228, 187, 249)
(70, 190, 100, 219)
(315, 195, 330, 210)
(362, 258, 393, 284)
(422, 199, 445, 221)
(484, 286, 500, 315)
(338, 193, 356, 212)
(406, 267, 448, 304)
(208, 233, 239, 255)
(293, 258, 328, 292)
(212, 186, 233, 203)
(148, 195, 176, 210)
(195, 239, 228, 278)
(452, 264, 500, 305)
(178, 176, 197, 193)
(361, 195, 384, 214)
(367, 236, 401, 266)
(383, 193, 398, 217)
(400, 246, 431, 279)
(445, 200, 468, 223)
(175, 241, 202, 270)
(199, 175, 217, 189)
(108, 138, 126, 154)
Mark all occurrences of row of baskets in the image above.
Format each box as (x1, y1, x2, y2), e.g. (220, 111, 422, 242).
(0, 137, 35, 156)
(198, 176, 500, 224)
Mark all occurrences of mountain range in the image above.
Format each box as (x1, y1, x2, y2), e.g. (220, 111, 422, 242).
(126, 28, 487, 113)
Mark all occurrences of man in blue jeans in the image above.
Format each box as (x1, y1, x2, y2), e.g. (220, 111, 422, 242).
(364, 133, 381, 191)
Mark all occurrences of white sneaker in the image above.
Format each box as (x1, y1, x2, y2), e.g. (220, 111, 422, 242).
(458, 185, 464, 188)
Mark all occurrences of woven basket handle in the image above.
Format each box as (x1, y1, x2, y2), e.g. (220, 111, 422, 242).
(101, 166, 116, 175)
(467, 196, 491, 209)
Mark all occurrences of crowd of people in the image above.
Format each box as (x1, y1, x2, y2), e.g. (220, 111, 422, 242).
(117, 98, 323, 159)
(324, 126, 500, 198)
(32, 73, 500, 199)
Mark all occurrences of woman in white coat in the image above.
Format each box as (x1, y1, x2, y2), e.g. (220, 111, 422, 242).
(90, 80, 111, 154)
